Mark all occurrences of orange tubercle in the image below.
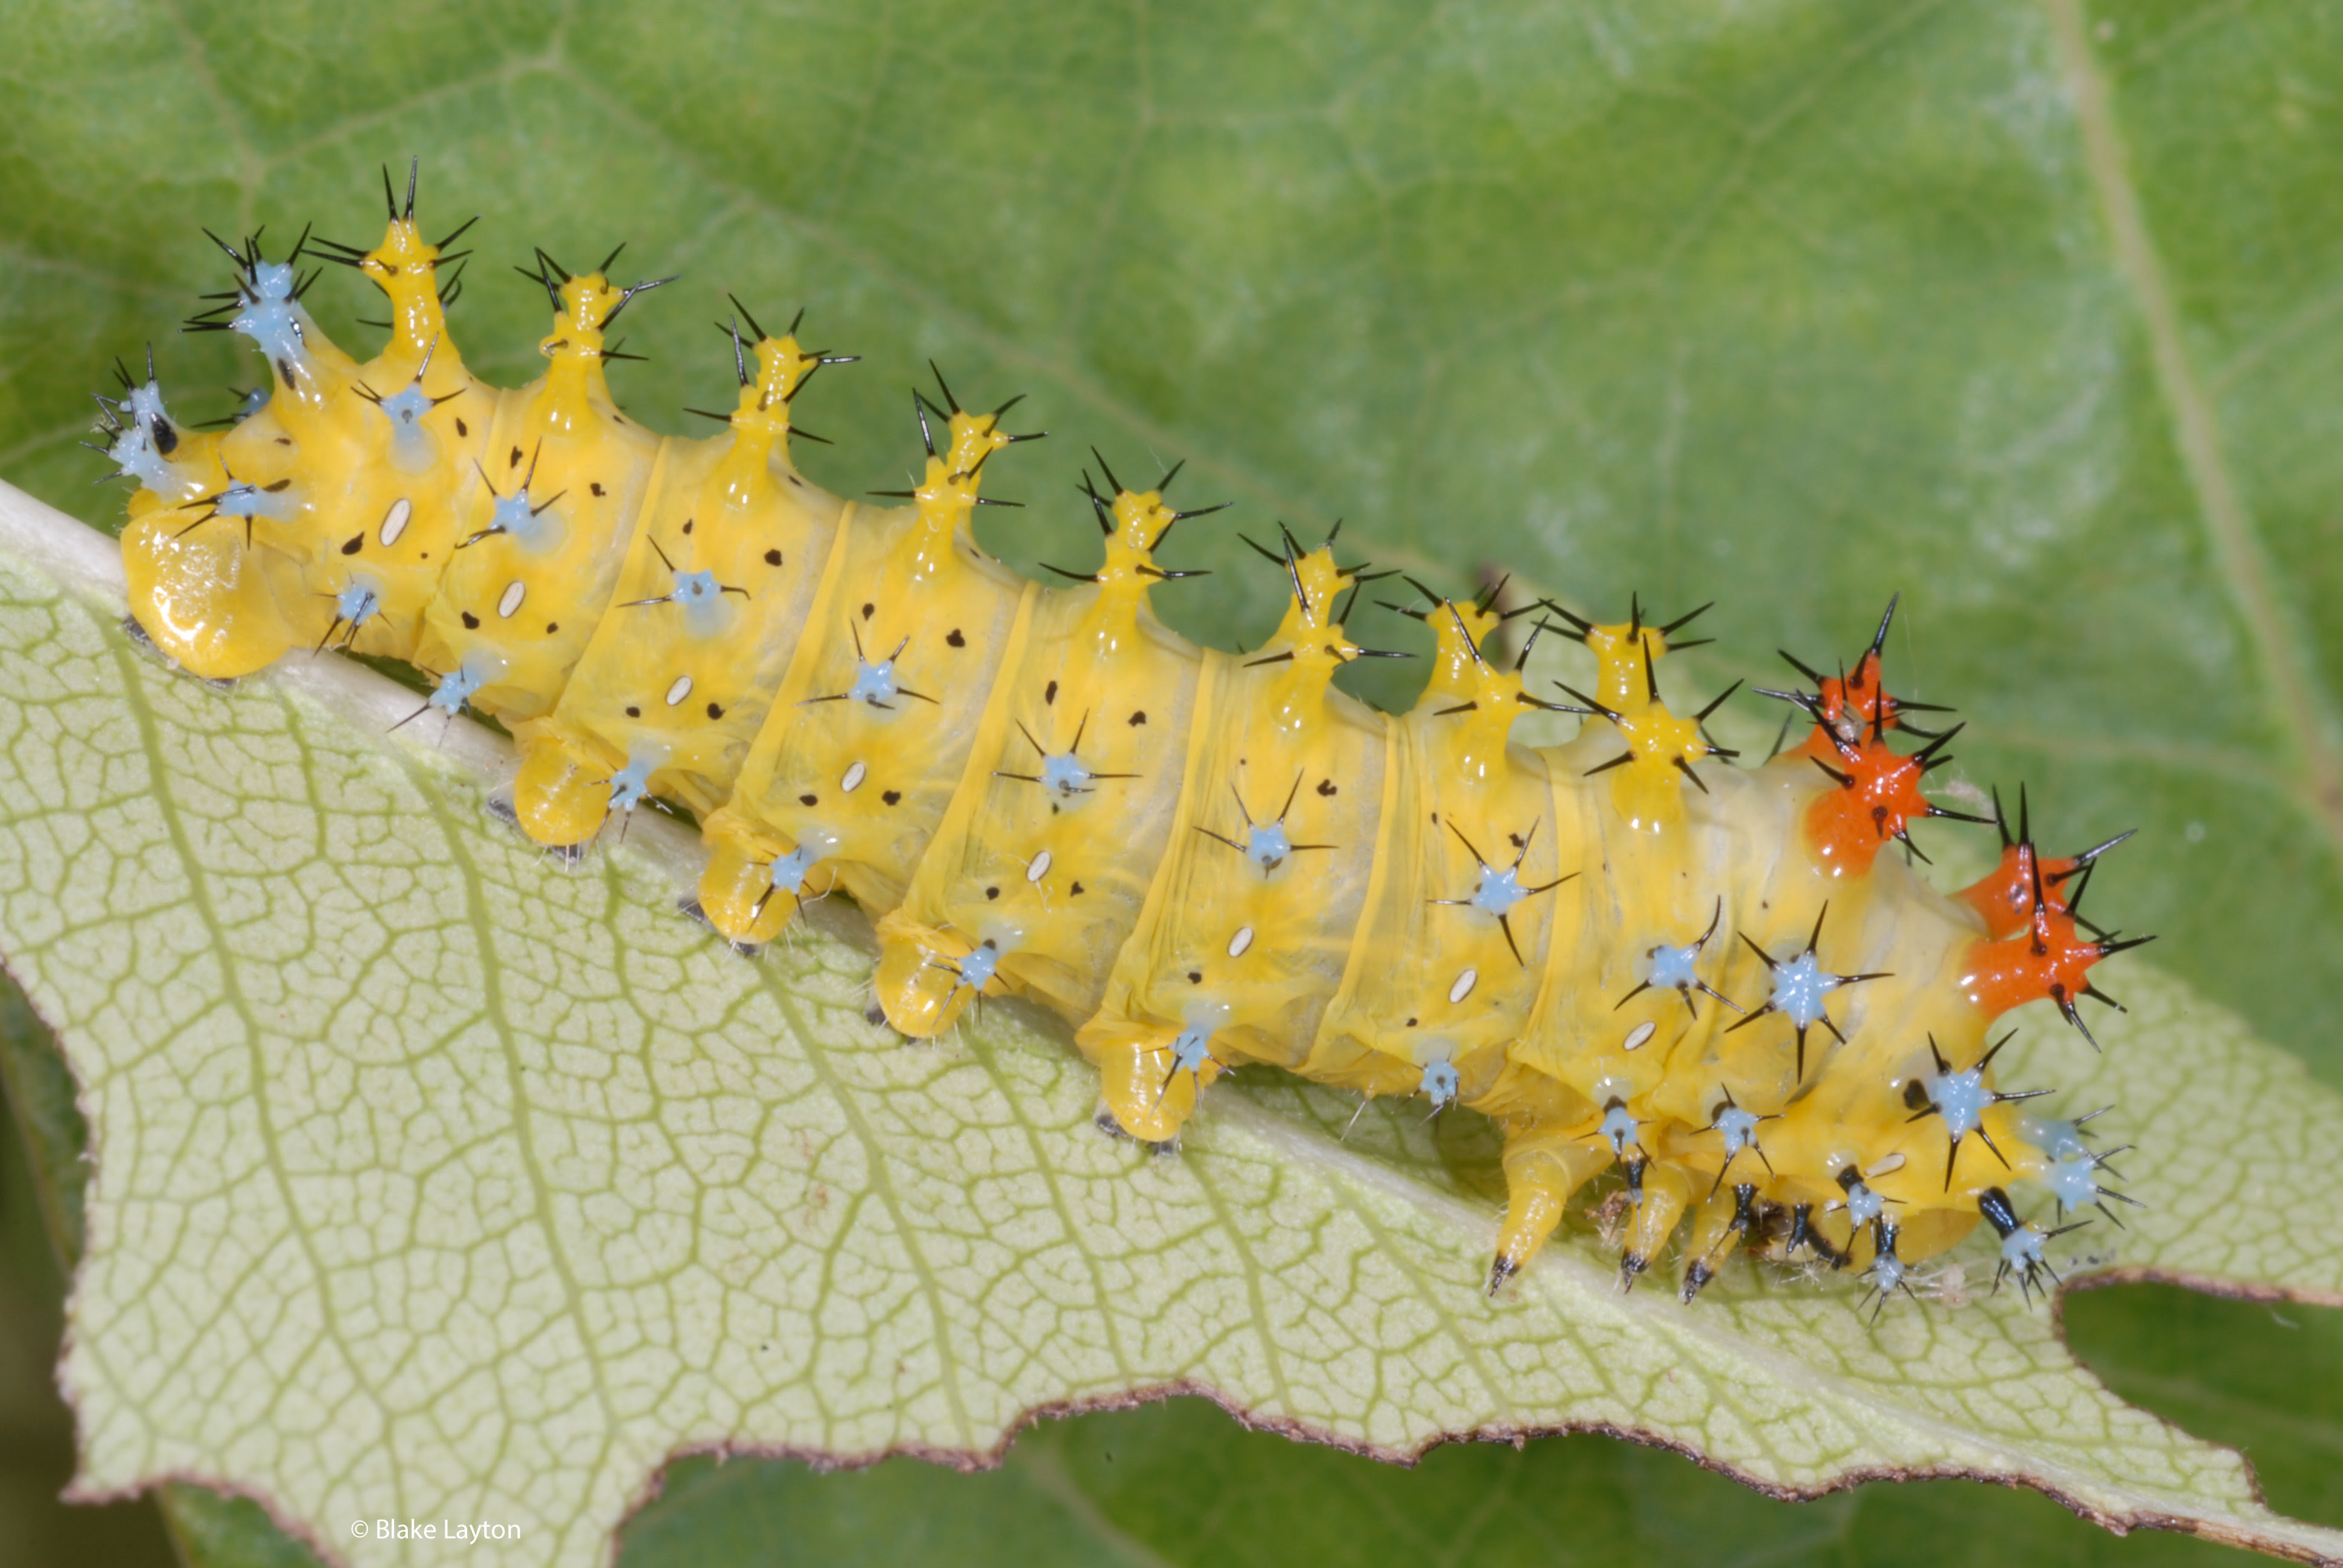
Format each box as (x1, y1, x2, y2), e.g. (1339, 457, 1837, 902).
(1959, 907, 2111, 1024)
(1957, 840, 2085, 938)
(1801, 736, 1937, 875)
(1791, 649, 1923, 759)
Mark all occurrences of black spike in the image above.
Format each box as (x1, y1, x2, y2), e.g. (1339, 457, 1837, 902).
(1869, 592, 1901, 658)
(1778, 648, 1827, 685)
(1693, 680, 1742, 722)
(1659, 601, 1713, 638)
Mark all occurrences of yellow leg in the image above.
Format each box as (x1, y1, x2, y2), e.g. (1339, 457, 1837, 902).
(1490, 1122, 1613, 1292)
(1677, 1181, 1749, 1302)
(871, 912, 990, 1038)
(1619, 1157, 1693, 1290)
(695, 811, 797, 947)
(122, 512, 294, 680)
(510, 725, 620, 850)
(1084, 1024, 1221, 1145)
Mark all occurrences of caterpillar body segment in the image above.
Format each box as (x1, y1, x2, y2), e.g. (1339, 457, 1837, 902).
(102, 169, 2151, 1310)
(1073, 545, 1394, 1141)
(510, 329, 847, 846)
(415, 268, 664, 728)
(300, 209, 485, 664)
(696, 396, 1035, 940)
(1314, 596, 1578, 1121)
(873, 479, 1205, 1037)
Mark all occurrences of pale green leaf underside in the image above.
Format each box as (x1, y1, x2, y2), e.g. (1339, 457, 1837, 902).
(0, 485, 2337, 1566)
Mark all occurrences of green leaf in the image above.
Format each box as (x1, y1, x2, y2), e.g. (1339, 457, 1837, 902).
(4, 1, 2343, 1563)
(0, 483, 2336, 1563)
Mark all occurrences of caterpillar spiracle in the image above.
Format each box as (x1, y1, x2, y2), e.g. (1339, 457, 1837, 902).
(101, 166, 2145, 1309)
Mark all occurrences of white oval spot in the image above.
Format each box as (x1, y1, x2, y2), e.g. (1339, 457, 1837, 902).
(1228, 925, 1254, 958)
(1027, 848, 1052, 883)
(841, 760, 867, 793)
(664, 674, 693, 707)
(1622, 1020, 1657, 1052)
(1448, 967, 1478, 1004)
(1866, 1152, 1907, 1178)
(497, 579, 526, 619)
(379, 497, 412, 547)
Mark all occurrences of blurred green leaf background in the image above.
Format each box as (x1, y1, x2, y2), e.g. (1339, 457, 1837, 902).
(2, 0, 2340, 1561)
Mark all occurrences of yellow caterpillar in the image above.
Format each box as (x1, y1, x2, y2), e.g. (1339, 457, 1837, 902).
(103, 169, 2146, 1308)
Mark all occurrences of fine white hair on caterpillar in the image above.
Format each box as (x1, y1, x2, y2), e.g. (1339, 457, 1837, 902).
(99, 162, 2148, 1307)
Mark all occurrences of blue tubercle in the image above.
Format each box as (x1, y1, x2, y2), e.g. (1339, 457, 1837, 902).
(229, 259, 314, 381)
(1714, 1103, 1761, 1161)
(669, 569, 732, 639)
(768, 841, 821, 896)
(1245, 822, 1293, 875)
(1469, 863, 1528, 916)
(1841, 1176, 1885, 1226)
(487, 486, 563, 553)
(952, 939, 1002, 994)
(1599, 1099, 1639, 1158)
(213, 479, 297, 523)
(1978, 1185, 2059, 1301)
(1645, 938, 1703, 993)
(106, 382, 188, 495)
(1861, 1229, 1906, 1299)
(1922, 1062, 1992, 1140)
(1769, 950, 1840, 1030)
(606, 751, 658, 815)
(376, 381, 439, 474)
(1040, 751, 1095, 798)
(105, 389, 180, 489)
(848, 655, 899, 707)
(1999, 1221, 2048, 1275)
(428, 652, 497, 717)
(1420, 1059, 1460, 1112)
(2035, 1155, 2105, 1210)
(2019, 1114, 2092, 1161)
(119, 379, 172, 439)
(334, 580, 381, 636)
(1168, 1026, 1215, 1077)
